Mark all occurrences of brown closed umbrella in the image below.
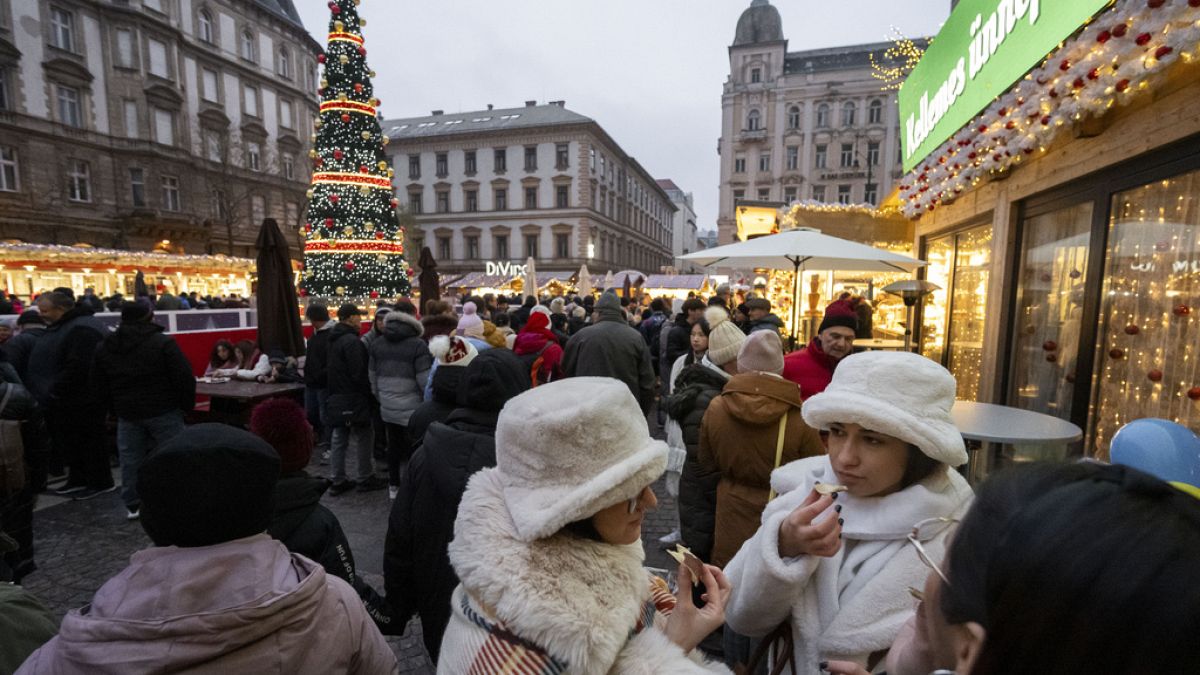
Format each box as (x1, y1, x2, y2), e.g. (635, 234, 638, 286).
(255, 218, 304, 357)
(134, 270, 149, 299)
(418, 246, 440, 315)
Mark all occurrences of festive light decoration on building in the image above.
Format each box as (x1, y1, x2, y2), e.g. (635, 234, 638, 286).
(899, 0, 1200, 218)
(301, 0, 411, 300)
(780, 200, 904, 224)
(870, 29, 927, 92)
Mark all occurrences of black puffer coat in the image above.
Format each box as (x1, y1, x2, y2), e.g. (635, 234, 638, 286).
(406, 365, 464, 453)
(92, 321, 196, 420)
(562, 302, 655, 413)
(325, 322, 371, 426)
(664, 362, 729, 563)
(26, 307, 105, 410)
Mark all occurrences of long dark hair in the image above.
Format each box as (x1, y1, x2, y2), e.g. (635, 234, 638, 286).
(233, 339, 257, 369)
(209, 339, 235, 368)
(944, 462, 1200, 673)
(685, 318, 711, 366)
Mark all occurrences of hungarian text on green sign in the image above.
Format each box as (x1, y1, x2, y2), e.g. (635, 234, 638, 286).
(899, 0, 1110, 173)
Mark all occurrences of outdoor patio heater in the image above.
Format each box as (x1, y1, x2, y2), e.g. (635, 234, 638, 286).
(882, 279, 941, 352)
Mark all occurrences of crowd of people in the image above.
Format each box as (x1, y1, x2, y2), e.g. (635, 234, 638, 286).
(0, 283, 1198, 674)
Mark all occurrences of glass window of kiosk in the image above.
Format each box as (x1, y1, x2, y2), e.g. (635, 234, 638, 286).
(921, 223, 993, 401)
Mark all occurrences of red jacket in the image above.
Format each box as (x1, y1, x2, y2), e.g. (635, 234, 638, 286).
(513, 330, 564, 382)
(782, 338, 840, 398)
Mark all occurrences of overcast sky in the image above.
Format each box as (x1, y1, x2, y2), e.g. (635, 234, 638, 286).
(295, 1, 951, 233)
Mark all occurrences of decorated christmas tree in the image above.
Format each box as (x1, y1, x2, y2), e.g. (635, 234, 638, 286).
(300, 0, 411, 300)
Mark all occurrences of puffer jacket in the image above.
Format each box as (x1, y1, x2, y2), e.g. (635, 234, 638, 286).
(663, 360, 729, 563)
(562, 305, 655, 413)
(26, 307, 105, 410)
(91, 321, 196, 420)
(4, 326, 45, 382)
(368, 312, 432, 426)
(325, 322, 371, 426)
(698, 372, 825, 567)
(16, 535, 398, 674)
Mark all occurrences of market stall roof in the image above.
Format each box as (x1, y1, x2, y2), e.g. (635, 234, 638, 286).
(643, 274, 707, 290)
(681, 227, 925, 273)
(437, 272, 465, 287)
(448, 271, 511, 288)
(0, 243, 258, 273)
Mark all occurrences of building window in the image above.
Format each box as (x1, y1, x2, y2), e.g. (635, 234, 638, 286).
(246, 141, 261, 171)
(494, 187, 507, 210)
(757, 188, 770, 200)
(734, 155, 746, 173)
(864, 183, 877, 205)
(837, 184, 852, 204)
(494, 147, 506, 172)
(250, 195, 265, 223)
(786, 145, 799, 170)
(201, 68, 219, 102)
(198, 9, 214, 44)
(466, 235, 479, 260)
(211, 189, 227, 220)
(524, 186, 537, 209)
(814, 144, 827, 169)
(204, 130, 223, 161)
(243, 84, 259, 117)
(524, 145, 537, 171)
(555, 184, 569, 208)
(435, 152, 447, 177)
(758, 152, 770, 172)
(494, 234, 508, 259)
(282, 153, 295, 180)
(279, 98, 294, 129)
(840, 143, 854, 168)
(0, 147, 18, 192)
(55, 84, 81, 128)
(115, 29, 134, 68)
(868, 98, 883, 125)
(867, 141, 880, 167)
(787, 105, 801, 130)
(148, 38, 169, 79)
(408, 191, 422, 214)
(143, 0, 164, 13)
(437, 236, 451, 260)
(127, 167, 145, 206)
(408, 154, 420, 179)
(0, 68, 8, 112)
(746, 109, 761, 131)
(555, 143, 569, 169)
(464, 150, 476, 174)
(556, 233, 570, 259)
(67, 160, 90, 202)
(841, 101, 857, 127)
(123, 100, 139, 138)
(161, 175, 181, 211)
(240, 30, 255, 62)
(816, 103, 830, 128)
(50, 7, 74, 51)
(465, 189, 478, 212)
(276, 47, 291, 79)
(750, 67, 761, 83)
(153, 108, 174, 146)
(732, 188, 745, 201)
(783, 186, 797, 203)
(525, 233, 539, 258)
(811, 184, 825, 201)
(436, 190, 449, 213)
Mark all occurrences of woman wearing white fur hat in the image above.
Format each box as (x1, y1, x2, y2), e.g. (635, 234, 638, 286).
(721, 351, 973, 673)
(439, 377, 734, 674)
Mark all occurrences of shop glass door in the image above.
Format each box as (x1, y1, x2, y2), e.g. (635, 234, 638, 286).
(1089, 169, 1200, 454)
(921, 236, 953, 364)
(921, 224, 992, 400)
(1009, 202, 1094, 421)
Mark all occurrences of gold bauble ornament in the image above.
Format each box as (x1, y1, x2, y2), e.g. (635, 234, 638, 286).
(370, 98, 379, 107)
(361, 131, 372, 140)
(336, 286, 345, 295)
(359, 18, 367, 27)
(358, 186, 370, 196)
(334, 20, 344, 31)
(377, 161, 387, 171)
(353, 0, 360, 6)
(376, 255, 387, 264)
(387, 168, 394, 178)
(369, 70, 376, 78)
(364, 221, 375, 230)
(306, 189, 315, 199)
(343, 225, 354, 236)
(381, 135, 390, 146)
(339, 54, 350, 65)
(308, 149, 317, 158)
(320, 78, 328, 88)
(337, 93, 348, 102)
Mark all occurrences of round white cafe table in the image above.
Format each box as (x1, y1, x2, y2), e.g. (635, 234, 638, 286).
(853, 338, 907, 350)
(950, 400, 1083, 482)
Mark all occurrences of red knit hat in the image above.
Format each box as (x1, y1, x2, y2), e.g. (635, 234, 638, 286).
(521, 311, 557, 341)
(249, 398, 313, 473)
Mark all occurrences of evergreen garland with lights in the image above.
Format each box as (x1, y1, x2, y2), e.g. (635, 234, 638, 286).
(301, 0, 411, 300)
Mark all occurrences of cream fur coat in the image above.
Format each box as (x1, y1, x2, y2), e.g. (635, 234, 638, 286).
(722, 455, 973, 674)
(439, 468, 729, 674)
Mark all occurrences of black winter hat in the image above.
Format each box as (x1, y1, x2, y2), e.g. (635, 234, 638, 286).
(430, 363, 467, 405)
(138, 423, 281, 548)
(305, 303, 330, 322)
(457, 349, 531, 412)
(119, 299, 152, 323)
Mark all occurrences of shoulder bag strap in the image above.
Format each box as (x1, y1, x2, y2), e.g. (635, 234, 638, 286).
(767, 410, 788, 502)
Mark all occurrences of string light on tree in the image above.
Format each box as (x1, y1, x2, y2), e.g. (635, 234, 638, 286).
(870, 28, 928, 92)
(301, 0, 411, 300)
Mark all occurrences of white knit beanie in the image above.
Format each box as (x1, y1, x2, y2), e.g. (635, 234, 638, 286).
(801, 351, 968, 466)
(494, 377, 668, 542)
(705, 305, 745, 367)
(549, 297, 565, 315)
(429, 334, 478, 368)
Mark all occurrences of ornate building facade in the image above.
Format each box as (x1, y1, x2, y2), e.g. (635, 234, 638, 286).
(0, 0, 319, 258)
(384, 101, 675, 276)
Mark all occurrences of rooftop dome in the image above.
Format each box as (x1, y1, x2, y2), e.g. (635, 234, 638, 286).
(733, 0, 784, 46)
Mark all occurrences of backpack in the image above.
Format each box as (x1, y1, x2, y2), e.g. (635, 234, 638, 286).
(518, 343, 551, 387)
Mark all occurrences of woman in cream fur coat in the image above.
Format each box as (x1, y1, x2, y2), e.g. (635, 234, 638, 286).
(439, 377, 733, 674)
(722, 351, 974, 674)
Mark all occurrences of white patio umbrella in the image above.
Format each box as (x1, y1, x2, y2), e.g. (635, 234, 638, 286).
(576, 263, 593, 297)
(681, 227, 926, 346)
(603, 270, 614, 292)
(523, 256, 538, 301)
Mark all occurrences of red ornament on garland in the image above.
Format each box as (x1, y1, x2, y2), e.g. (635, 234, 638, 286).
(1155, 46, 1173, 60)
(1087, 68, 1100, 80)
(1148, 369, 1164, 383)
(374, 231, 385, 240)
(1116, 79, 1131, 93)
(406, 268, 415, 277)
(1147, 0, 1165, 8)
(1174, 304, 1191, 317)
(329, 3, 340, 14)
(1110, 348, 1126, 360)
(1124, 324, 1140, 335)
(329, 194, 340, 204)
(354, 83, 364, 93)
(1072, 77, 1085, 89)
(298, 288, 308, 297)
(358, 47, 367, 56)
(344, 261, 356, 272)
(1097, 30, 1111, 44)
(1112, 24, 1128, 38)
(1188, 386, 1200, 401)
(1043, 340, 1058, 352)
(324, 217, 334, 227)
(1041, 115, 1052, 125)
(333, 149, 344, 160)
(359, 165, 370, 173)
(1046, 353, 1058, 363)
(1059, 59, 1071, 71)
(1135, 33, 1152, 46)
(341, 113, 351, 123)
(317, 54, 326, 64)
(369, 291, 380, 299)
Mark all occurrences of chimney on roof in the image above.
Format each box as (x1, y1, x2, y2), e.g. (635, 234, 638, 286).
(431, 110, 444, 116)
(525, 100, 537, 107)
(487, 104, 493, 111)
(551, 100, 566, 107)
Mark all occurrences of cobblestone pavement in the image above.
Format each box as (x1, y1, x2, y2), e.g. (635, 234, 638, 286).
(20, 407, 679, 674)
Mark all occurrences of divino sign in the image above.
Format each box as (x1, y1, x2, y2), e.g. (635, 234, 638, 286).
(899, 0, 1108, 173)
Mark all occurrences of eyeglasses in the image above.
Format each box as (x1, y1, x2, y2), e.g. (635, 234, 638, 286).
(907, 517, 959, 585)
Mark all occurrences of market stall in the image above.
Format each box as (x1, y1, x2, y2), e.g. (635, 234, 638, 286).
(640, 274, 712, 302)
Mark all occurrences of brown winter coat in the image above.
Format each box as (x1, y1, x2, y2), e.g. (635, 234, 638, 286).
(698, 372, 824, 567)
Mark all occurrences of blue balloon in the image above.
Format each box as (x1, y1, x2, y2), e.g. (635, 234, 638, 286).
(1110, 418, 1200, 487)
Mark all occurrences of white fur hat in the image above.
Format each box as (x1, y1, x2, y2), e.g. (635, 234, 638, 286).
(494, 377, 668, 542)
(801, 351, 968, 466)
(429, 334, 478, 368)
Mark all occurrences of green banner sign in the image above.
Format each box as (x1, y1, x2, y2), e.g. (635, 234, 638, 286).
(899, 0, 1109, 173)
